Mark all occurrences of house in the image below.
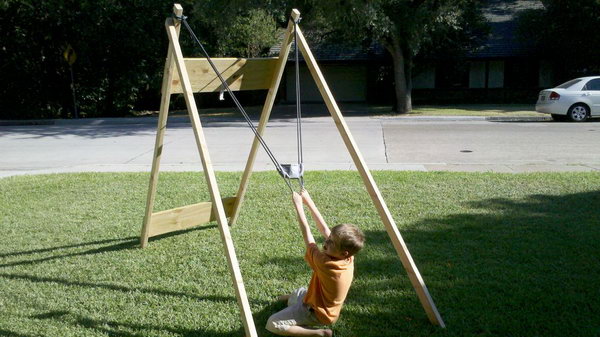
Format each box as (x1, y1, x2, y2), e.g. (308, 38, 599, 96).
(270, 39, 388, 104)
(412, 0, 547, 104)
(277, 0, 547, 105)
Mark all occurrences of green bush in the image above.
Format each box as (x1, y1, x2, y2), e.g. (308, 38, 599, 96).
(0, 1, 184, 118)
(0, 1, 286, 120)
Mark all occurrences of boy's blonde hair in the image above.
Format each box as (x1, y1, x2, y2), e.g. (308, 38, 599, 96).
(330, 224, 365, 257)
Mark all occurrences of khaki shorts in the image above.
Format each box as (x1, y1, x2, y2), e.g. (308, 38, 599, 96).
(265, 287, 320, 333)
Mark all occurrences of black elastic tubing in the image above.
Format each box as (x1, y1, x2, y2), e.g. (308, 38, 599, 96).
(176, 15, 296, 192)
(294, 20, 305, 190)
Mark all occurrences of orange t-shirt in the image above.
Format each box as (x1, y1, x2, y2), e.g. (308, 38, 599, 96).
(303, 242, 354, 324)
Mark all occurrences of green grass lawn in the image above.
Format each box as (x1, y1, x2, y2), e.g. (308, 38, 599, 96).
(1, 171, 599, 337)
(410, 104, 539, 117)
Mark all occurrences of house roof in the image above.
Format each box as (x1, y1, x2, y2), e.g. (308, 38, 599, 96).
(269, 37, 387, 62)
(269, 0, 544, 61)
(468, 0, 544, 58)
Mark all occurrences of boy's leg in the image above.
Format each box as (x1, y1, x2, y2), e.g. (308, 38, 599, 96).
(277, 294, 291, 302)
(278, 287, 305, 305)
(266, 292, 330, 336)
(279, 326, 332, 337)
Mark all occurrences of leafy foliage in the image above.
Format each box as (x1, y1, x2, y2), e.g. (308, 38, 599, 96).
(0, 0, 490, 119)
(517, 0, 600, 82)
(189, 4, 279, 58)
(0, 0, 192, 119)
(0, 1, 317, 119)
(313, 0, 488, 113)
(216, 9, 279, 58)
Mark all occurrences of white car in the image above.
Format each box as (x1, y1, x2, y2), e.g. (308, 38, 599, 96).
(535, 76, 600, 122)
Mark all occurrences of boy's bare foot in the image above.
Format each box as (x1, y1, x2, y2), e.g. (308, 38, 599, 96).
(321, 329, 333, 337)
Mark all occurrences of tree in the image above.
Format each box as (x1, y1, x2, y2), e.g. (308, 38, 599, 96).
(517, 0, 600, 82)
(190, 2, 284, 58)
(315, 0, 488, 113)
(0, 0, 180, 119)
(215, 9, 279, 58)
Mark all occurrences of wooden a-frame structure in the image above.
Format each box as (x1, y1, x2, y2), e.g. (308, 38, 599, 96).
(140, 4, 445, 336)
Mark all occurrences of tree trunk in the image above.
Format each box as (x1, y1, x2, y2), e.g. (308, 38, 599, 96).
(386, 40, 412, 114)
(405, 58, 413, 111)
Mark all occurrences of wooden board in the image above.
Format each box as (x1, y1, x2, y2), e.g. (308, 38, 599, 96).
(170, 58, 278, 94)
(140, 4, 183, 248)
(166, 16, 258, 337)
(148, 197, 236, 237)
(295, 25, 446, 328)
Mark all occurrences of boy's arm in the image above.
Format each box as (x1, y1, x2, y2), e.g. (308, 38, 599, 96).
(292, 192, 315, 247)
(301, 190, 331, 239)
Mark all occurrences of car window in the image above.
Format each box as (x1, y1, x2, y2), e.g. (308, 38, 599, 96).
(583, 79, 600, 91)
(556, 79, 582, 89)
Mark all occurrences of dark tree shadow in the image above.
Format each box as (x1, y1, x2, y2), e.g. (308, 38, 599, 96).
(31, 310, 243, 337)
(4, 188, 600, 336)
(0, 272, 239, 304)
(0, 225, 216, 268)
(341, 190, 600, 336)
(0, 329, 34, 337)
(0, 238, 139, 268)
(0, 237, 135, 258)
(254, 301, 288, 337)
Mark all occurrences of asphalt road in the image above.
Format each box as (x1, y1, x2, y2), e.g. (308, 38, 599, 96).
(1, 116, 599, 178)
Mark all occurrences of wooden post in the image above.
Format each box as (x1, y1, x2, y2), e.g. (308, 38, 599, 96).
(165, 10, 258, 337)
(295, 25, 445, 327)
(229, 10, 300, 226)
(140, 4, 183, 248)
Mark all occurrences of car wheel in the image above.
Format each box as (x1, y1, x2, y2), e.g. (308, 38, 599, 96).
(567, 104, 589, 122)
(551, 114, 566, 121)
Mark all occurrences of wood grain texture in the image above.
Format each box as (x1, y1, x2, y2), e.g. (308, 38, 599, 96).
(170, 58, 278, 93)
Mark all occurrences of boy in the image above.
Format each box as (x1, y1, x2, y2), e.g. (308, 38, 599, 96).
(266, 190, 365, 337)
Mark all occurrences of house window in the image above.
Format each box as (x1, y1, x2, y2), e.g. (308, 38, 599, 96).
(469, 61, 486, 89)
(488, 61, 504, 88)
(413, 66, 435, 89)
(504, 59, 538, 89)
(435, 61, 469, 89)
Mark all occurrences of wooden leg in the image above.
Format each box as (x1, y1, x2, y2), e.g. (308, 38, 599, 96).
(140, 17, 180, 248)
(229, 14, 298, 227)
(296, 25, 445, 328)
(167, 19, 258, 337)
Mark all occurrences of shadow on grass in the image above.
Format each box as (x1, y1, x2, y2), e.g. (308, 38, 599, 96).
(254, 244, 430, 337)
(148, 223, 218, 244)
(0, 238, 139, 269)
(0, 237, 136, 258)
(0, 223, 242, 304)
(254, 301, 287, 337)
(341, 190, 600, 336)
(3, 188, 600, 336)
(0, 329, 33, 337)
(30, 310, 243, 337)
(0, 224, 217, 268)
(0, 271, 238, 304)
(250, 189, 600, 336)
